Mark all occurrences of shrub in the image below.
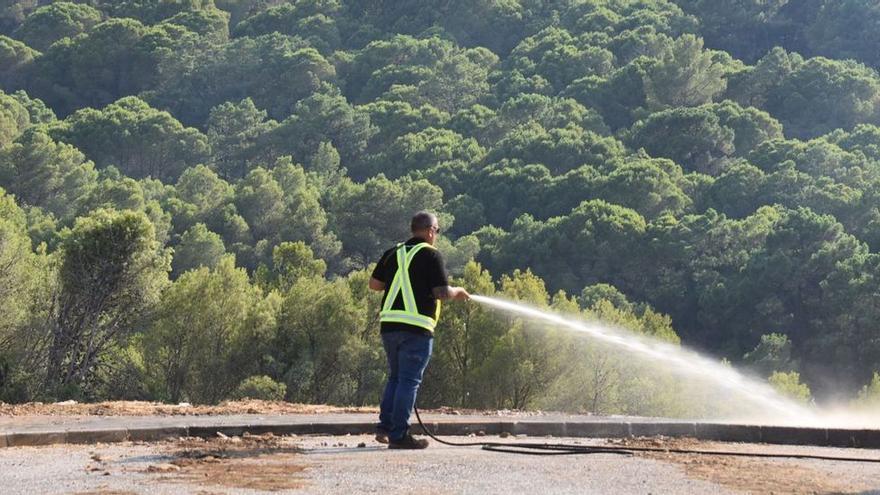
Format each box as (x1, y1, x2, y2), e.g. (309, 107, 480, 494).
(231, 375, 287, 401)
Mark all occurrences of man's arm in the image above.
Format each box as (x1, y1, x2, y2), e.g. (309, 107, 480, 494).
(426, 249, 469, 301)
(432, 285, 470, 301)
(369, 277, 386, 291)
(369, 250, 392, 291)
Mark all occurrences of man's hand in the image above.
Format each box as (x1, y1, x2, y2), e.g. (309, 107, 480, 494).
(451, 286, 470, 301)
(433, 286, 470, 301)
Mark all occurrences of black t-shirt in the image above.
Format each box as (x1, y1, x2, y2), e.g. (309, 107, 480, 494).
(372, 237, 449, 336)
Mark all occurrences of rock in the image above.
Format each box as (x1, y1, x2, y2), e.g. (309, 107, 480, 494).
(90, 453, 103, 462)
(357, 442, 367, 448)
(499, 432, 511, 438)
(476, 431, 486, 437)
(177, 402, 192, 408)
(147, 463, 181, 473)
(216, 432, 229, 440)
(54, 400, 77, 406)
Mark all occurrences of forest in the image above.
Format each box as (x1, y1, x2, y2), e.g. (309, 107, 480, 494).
(2, 0, 880, 415)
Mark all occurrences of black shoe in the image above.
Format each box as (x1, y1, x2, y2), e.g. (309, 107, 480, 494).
(388, 434, 429, 449)
(375, 428, 390, 444)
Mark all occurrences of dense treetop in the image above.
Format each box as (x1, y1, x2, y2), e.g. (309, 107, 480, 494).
(1, 0, 880, 410)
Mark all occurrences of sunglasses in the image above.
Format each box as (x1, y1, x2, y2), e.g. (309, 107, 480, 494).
(431, 225, 441, 234)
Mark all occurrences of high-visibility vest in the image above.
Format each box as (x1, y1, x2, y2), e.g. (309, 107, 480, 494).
(379, 242, 442, 332)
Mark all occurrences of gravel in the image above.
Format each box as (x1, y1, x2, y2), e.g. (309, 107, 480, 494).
(0, 434, 878, 494)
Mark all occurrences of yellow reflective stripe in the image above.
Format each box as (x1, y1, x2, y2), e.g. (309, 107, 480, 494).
(379, 242, 441, 331)
(379, 310, 437, 331)
(383, 244, 408, 310)
(382, 273, 402, 312)
(381, 243, 405, 312)
(400, 244, 427, 313)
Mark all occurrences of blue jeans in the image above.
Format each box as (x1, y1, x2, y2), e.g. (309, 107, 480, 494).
(378, 330, 433, 441)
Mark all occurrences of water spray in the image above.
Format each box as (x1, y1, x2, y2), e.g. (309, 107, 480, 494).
(468, 294, 814, 424)
(412, 294, 880, 461)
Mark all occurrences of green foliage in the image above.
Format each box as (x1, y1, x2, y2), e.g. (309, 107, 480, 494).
(486, 122, 625, 174)
(0, 128, 97, 220)
(0, 88, 30, 146)
(10, 90, 55, 124)
(0, 187, 40, 352)
(172, 223, 225, 276)
(49, 208, 169, 397)
(48, 97, 210, 182)
(206, 98, 277, 180)
(367, 127, 484, 179)
(731, 49, 880, 139)
(232, 160, 340, 266)
(106, 0, 215, 25)
(598, 157, 691, 218)
(26, 18, 198, 116)
(806, 1, 880, 68)
(855, 372, 880, 407)
(144, 256, 277, 403)
(273, 274, 377, 404)
(0, 34, 38, 88)
(643, 34, 728, 109)
(232, 375, 287, 401)
(743, 333, 796, 377)
(481, 200, 647, 294)
(769, 57, 880, 138)
(628, 106, 734, 175)
(3, 0, 880, 408)
(265, 89, 373, 172)
(255, 241, 327, 292)
(233, 0, 341, 52)
(503, 27, 614, 94)
(148, 33, 336, 125)
(163, 6, 230, 43)
(674, 0, 787, 63)
(13, 2, 103, 52)
(768, 370, 811, 404)
(327, 174, 444, 266)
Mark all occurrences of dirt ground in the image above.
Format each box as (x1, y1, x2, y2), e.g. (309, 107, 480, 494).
(144, 433, 310, 492)
(609, 436, 880, 495)
(3, 433, 880, 494)
(140, 434, 880, 494)
(0, 400, 379, 417)
(0, 400, 556, 418)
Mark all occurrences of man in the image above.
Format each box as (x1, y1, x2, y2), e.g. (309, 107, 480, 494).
(368, 211, 470, 449)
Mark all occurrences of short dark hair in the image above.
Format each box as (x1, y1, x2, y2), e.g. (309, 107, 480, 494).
(411, 211, 437, 232)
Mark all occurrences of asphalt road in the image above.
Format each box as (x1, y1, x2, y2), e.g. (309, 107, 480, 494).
(0, 434, 878, 494)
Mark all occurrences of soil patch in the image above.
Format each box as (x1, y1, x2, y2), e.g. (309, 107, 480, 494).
(0, 400, 377, 417)
(144, 433, 308, 492)
(0, 400, 554, 418)
(608, 436, 873, 495)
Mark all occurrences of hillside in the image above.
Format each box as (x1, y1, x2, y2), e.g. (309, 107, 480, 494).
(2, 0, 880, 413)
